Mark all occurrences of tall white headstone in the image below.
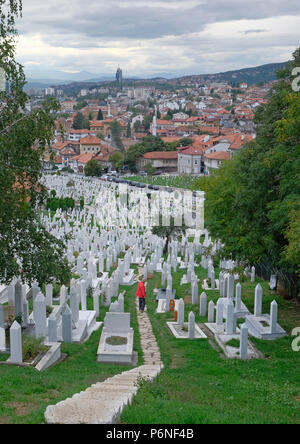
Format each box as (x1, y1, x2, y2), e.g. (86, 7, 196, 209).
(46, 284, 53, 306)
(235, 283, 242, 312)
(62, 304, 72, 343)
(240, 324, 248, 360)
(34, 293, 47, 339)
(177, 299, 185, 326)
(80, 280, 87, 311)
(270, 300, 278, 334)
(216, 299, 224, 326)
(188, 312, 195, 339)
(48, 313, 58, 343)
(226, 300, 234, 335)
(208, 301, 215, 323)
(254, 284, 262, 317)
(199, 292, 207, 317)
(10, 321, 22, 364)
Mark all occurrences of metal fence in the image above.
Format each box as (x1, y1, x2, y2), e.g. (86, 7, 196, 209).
(255, 260, 300, 300)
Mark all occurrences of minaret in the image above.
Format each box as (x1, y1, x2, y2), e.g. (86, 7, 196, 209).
(107, 102, 112, 118)
(152, 105, 157, 137)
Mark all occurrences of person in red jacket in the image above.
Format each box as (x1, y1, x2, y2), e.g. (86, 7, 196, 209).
(136, 278, 146, 313)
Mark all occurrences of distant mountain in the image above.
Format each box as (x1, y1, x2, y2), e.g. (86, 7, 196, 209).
(23, 61, 289, 92)
(174, 62, 288, 85)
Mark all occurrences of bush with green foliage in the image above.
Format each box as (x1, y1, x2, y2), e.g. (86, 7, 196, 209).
(109, 151, 124, 172)
(22, 335, 48, 362)
(84, 159, 102, 177)
(46, 197, 75, 212)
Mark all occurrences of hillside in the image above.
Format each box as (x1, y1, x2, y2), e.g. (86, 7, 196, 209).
(25, 61, 288, 94)
(171, 62, 288, 85)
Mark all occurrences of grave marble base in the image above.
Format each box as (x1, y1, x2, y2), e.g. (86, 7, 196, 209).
(167, 322, 207, 339)
(202, 279, 220, 291)
(156, 298, 179, 314)
(214, 333, 261, 360)
(131, 257, 146, 266)
(155, 288, 176, 302)
(56, 310, 101, 344)
(98, 272, 109, 283)
(180, 275, 189, 285)
(245, 314, 287, 340)
(35, 342, 62, 371)
(155, 263, 163, 273)
(91, 278, 101, 291)
(219, 298, 250, 319)
(121, 270, 135, 286)
(97, 329, 135, 365)
(179, 261, 187, 270)
(205, 322, 226, 336)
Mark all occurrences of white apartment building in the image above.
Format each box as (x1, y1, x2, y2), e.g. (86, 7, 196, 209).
(178, 146, 203, 175)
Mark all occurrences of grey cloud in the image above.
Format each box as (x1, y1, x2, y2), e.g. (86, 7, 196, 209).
(15, 0, 300, 77)
(18, 0, 300, 41)
(242, 29, 268, 34)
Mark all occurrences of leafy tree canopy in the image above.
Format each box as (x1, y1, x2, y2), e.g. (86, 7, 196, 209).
(73, 112, 90, 130)
(84, 159, 102, 177)
(109, 151, 124, 171)
(0, 0, 70, 285)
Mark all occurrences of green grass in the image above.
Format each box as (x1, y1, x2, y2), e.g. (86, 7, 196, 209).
(226, 339, 240, 348)
(129, 175, 201, 191)
(1, 258, 300, 424)
(120, 259, 300, 424)
(0, 279, 142, 424)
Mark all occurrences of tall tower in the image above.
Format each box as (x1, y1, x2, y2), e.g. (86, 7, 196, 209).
(116, 65, 123, 91)
(152, 105, 157, 137)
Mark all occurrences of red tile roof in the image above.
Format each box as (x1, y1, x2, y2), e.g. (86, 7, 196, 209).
(143, 151, 178, 160)
(179, 145, 203, 156)
(80, 136, 101, 145)
(72, 153, 94, 164)
(204, 151, 230, 160)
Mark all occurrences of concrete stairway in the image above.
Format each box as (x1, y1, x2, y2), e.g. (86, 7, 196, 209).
(45, 299, 163, 424)
(45, 364, 162, 424)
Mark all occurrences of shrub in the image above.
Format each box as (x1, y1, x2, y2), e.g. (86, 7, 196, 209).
(22, 335, 48, 362)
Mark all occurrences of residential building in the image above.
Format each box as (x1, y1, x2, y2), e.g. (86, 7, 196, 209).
(80, 135, 101, 155)
(137, 151, 178, 174)
(178, 146, 203, 175)
(203, 151, 231, 173)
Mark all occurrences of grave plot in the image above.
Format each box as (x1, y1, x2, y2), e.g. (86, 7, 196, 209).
(245, 287, 287, 340)
(167, 321, 207, 340)
(97, 312, 136, 365)
(214, 331, 262, 360)
(166, 300, 207, 339)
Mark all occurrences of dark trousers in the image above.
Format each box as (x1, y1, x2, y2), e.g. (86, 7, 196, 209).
(139, 298, 146, 311)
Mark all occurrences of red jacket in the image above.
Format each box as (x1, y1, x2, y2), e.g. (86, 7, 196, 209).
(136, 282, 146, 298)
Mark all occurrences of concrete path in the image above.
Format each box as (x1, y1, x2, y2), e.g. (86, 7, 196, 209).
(44, 298, 163, 424)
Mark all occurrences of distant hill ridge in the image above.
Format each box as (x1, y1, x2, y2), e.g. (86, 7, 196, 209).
(174, 62, 288, 85)
(25, 61, 288, 91)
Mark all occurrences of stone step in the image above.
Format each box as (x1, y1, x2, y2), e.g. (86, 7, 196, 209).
(45, 290, 164, 424)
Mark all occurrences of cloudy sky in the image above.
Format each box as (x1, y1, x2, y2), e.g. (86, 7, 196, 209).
(15, 0, 300, 78)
